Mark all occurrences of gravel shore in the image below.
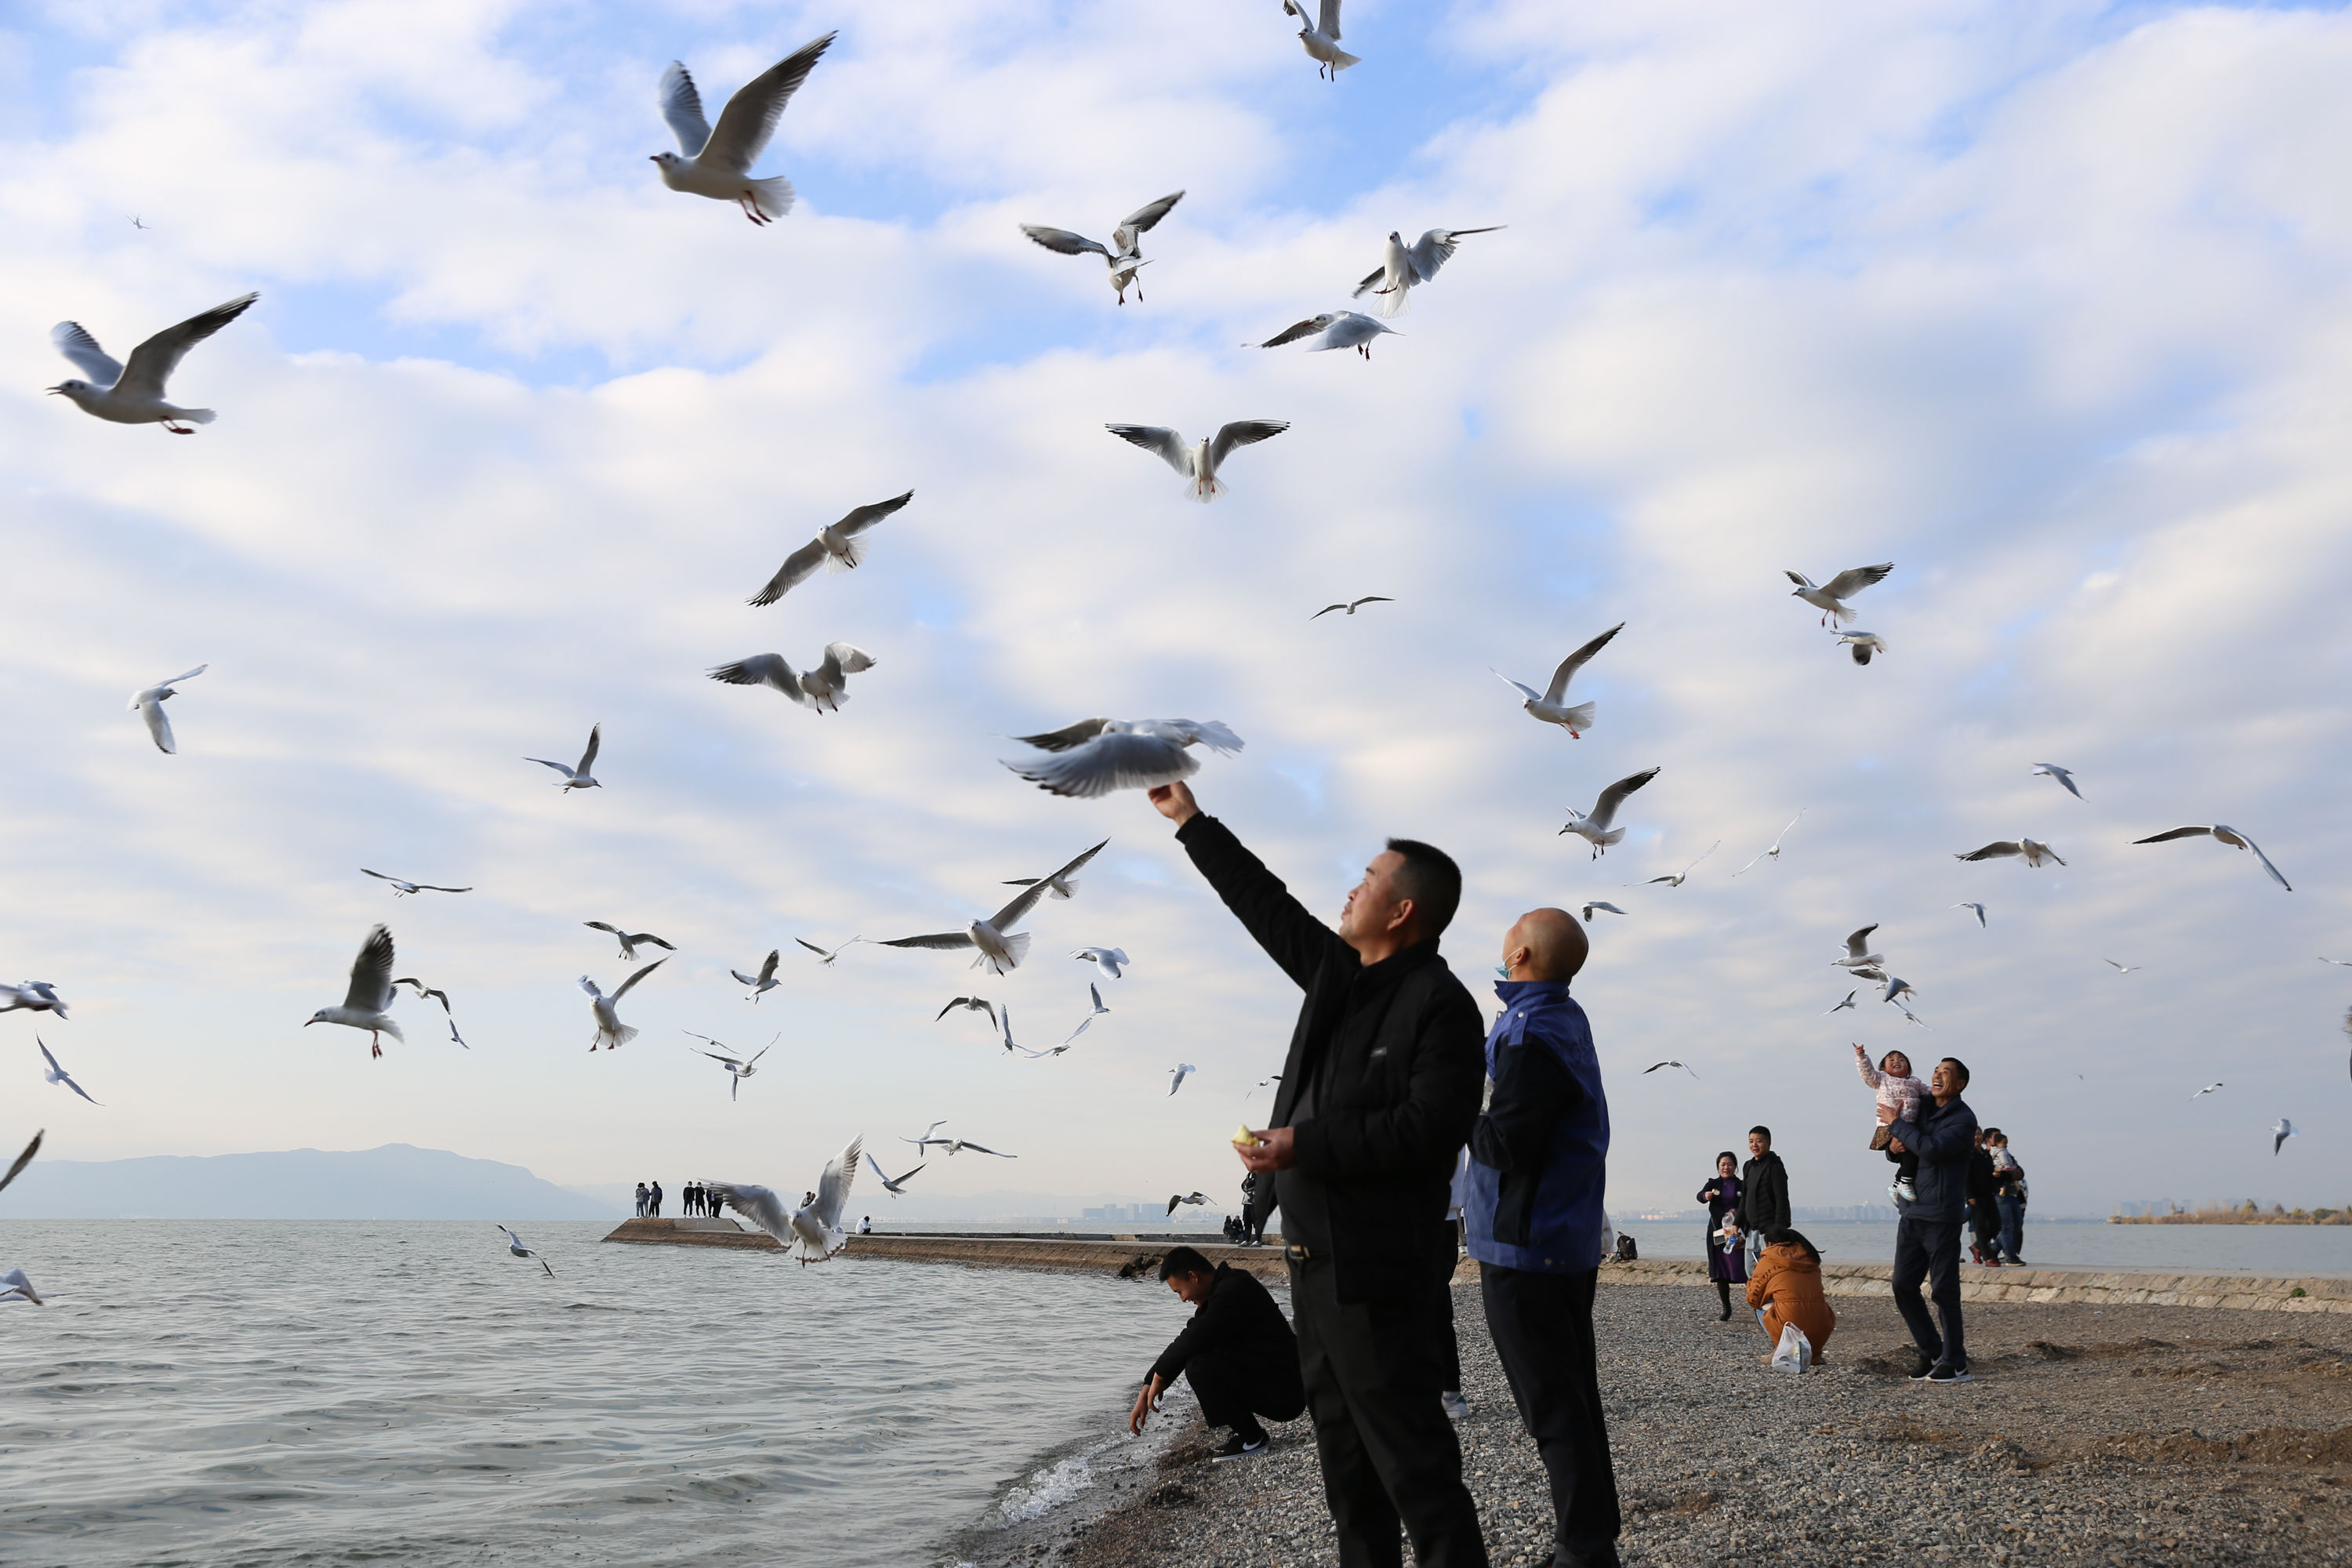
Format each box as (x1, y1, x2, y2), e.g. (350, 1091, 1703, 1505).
(961, 1278, 2352, 1566)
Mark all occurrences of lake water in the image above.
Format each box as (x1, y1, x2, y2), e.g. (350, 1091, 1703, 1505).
(0, 1220, 1185, 1566)
(1631, 1218, 2352, 1275)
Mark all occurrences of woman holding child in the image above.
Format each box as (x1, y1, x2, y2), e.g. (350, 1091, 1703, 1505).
(1696, 1152, 1746, 1320)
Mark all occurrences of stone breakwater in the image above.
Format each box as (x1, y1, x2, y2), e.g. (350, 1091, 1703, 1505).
(601, 1219, 1290, 1280)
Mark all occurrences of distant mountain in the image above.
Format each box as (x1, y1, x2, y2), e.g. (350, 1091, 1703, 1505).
(0, 1144, 623, 1220)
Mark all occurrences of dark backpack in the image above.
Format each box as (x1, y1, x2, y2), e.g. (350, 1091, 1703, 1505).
(1613, 1233, 1639, 1262)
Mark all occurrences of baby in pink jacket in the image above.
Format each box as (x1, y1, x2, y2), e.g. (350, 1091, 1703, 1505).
(1854, 1044, 1930, 1205)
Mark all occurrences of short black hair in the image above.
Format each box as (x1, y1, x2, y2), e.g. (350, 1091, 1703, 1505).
(1384, 838, 1462, 936)
(1748, 1125, 1772, 1145)
(1765, 1227, 1821, 1265)
(1941, 1057, 1971, 1088)
(1715, 1150, 1737, 1170)
(1157, 1246, 1214, 1282)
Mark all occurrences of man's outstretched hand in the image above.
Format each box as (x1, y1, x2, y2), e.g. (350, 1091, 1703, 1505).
(1149, 781, 1200, 827)
(1127, 1373, 1167, 1436)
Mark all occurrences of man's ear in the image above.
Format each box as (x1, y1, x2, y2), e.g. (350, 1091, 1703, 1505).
(1386, 896, 1416, 934)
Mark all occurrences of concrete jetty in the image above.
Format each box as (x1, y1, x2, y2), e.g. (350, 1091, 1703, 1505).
(601, 1218, 1289, 1279)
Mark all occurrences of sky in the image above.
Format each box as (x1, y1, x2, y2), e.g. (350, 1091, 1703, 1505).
(2, 0, 2349, 1222)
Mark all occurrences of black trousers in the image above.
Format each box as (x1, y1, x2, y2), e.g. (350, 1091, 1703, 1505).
(1183, 1348, 1305, 1432)
(1290, 1257, 1487, 1568)
(1892, 1214, 1966, 1368)
(1479, 1264, 1621, 1555)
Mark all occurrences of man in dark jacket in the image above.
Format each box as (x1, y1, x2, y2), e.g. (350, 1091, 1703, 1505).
(1733, 1127, 1788, 1257)
(1151, 780, 1488, 1568)
(1886, 1058, 1981, 1382)
(1965, 1131, 2002, 1266)
(1129, 1247, 1304, 1457)
(1463, 906, 1621, 1568)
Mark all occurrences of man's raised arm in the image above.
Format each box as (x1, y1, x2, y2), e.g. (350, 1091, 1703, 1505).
(1151, 782, 1348, 992)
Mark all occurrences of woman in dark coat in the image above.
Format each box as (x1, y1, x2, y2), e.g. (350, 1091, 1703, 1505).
(1697, 1151, 1747, 1319)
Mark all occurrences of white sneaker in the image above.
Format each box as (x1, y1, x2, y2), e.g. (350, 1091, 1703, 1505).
(1440, 1391, 1470, 1421)
(1893, 1178, 1918, 1204)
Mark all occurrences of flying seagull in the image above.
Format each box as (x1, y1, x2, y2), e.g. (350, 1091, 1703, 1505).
(2192, 1082, 2223, 1099)
(865, 1153, 925, 1196)
(1005, 841, 1109, 902)
(305, 925, 402, 1058)
(390, 978, 467, 1048)
(943, 1137, 1015, 1159)
(2321, 958, 2352, 967)
(1073, 945, 1128, 980)
(2031, 764, 2084, 800)
(1282, 0, 1359, 78)
(1833, 924, 1883, 971)
(49, 292, 259, 433)
(1058, 983, 1112, 1049)
(1894, 1005, 1932, 1030)
(35, 1040, 98, 1105)
(1558, 767, 1660, 859)
(1167, 1192, 1210, 1216)
(1881, 975, 1916, 1006)
(709, 1135, 862, 1265)
(1642, 1060, 1698, 1078)
(1312, 595, 1394, 618)
(526, 724, 602, 791)
(1831, 631, 1887, 666)
(130, 665, 207, 753)
(363, 869, 470, 898)
(995, 1005, 1022, 1054)
(935, 996, 997, 1028)
(0, 1131, 42, 1197)
(878, 841, 1106, 974)
(1823, 991, 1858, 1015)
(1494, 623, 1623, 738)
(2105, 960, 2142, 975)
(1105, 420, 1289, 502)
(746, 492, 913, 606)
(652, 33, 835, 224)
(1256, 312, 1396, 358)
(0, 982, 68, 1020)
(1955, 902, 1987, 927)
(1, 1268, 43, 1306)
(1581, 902, 1627, 923)
(1647, 841, 1720, 887)
(1168, 1063, 1197, 1096)
(686, 1033, 771, 1100)
(2132, 825, 2292, 891)
(730, 949, 782, 1001)
(2274, 1118, 2296, 1156)
(581, 960, 666, 1051)
(709, 644, 878, 713)
(1353, 227, 1504, 317)
(498, 1225, 554, 1276)
(1019, 191, 1184, 305)
(1733, 810, 1808, 877)
(795, 936, 863, 967)
(585, 924, 677, 964)
(1785, 563, 1893, 626)
(1004, 719, 1243, 797)
(902, 1120, 950, 1152)
(1955, 839, 2066, 868)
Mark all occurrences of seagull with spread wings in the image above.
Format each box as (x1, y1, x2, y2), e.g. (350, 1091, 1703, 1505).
(498, 1225, 554, 1276)
(651, 34, 834, 224)
(746, 492, 913, 606)
(1073, 946, 1128, 979)
(581, 960, 666, 1051)
(1558, 767, 1660, 859)
(1282, 0, 1359, 77)
(2192, 1082, 2223, 1099)
(130, 666, 207, 753)
(1955, 839, 2066, 869)
(1955, 902, 1987, 927)
(2105, 960, 2143, 975)
(1581, 902, 1626, 923)
(36, 1040, 98, 1105)
(0, 982, 68, 1020)
(1831, 631, 1887, 666)
(585, 924, 676, 964)
(526, 724, 603, 791)
(796, 936, 862, 967)
(1019, 192, 1185, 304)
(1058, 983, 1112, 1050)
(1, 1267, 44, 1306)
(1353, 227, 1504, 316)
(1105, 421, 1289, 502)
(390, 977, 467, 1048)
(1824, 991, 1858, 1015)
(1168, 1064, 1198, 1096)
(1495, 623, 1623, 738)
(731, 949, 782, 1002)
(1255, 312, 1396, 358)
(364, 869, 470, 898)
(686, 1033, 771, 1100)
(0, 1131, 41, 1197)
(1006, 844, 1108, 902)
(936, 996, 996, 1029)
(1833, 925, 1884, 971)
(2031, 763, 2084, 800)
(1167, 1192, 1211, 1216)
(305, 926, 402, 1058)
(709, 1136, 862, 1265)
(865, 1152, 925, 1196)
(2274, 1118, 2297, 1156)
(878, 841, 1105, 974)
(2132, 825, 2292, 891)
(1733, 810, 1807, 876)
(1642, 1060, 1698, 1078)
(49, 292, 259, 433)
(1005, 720, 1243, 797)
(1785, 563, 1893, 626)
(1646, 841, 1719, 887)
(1312, 594, 1394, 618)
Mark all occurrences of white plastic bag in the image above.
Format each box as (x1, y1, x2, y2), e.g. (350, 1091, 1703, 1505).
(1769, 1322, 1813, 1374)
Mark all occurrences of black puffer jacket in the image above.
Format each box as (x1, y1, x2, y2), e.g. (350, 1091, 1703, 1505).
(1737, 1150, 1790, 1236)
(1147, 1263, 1298, 1385)
(1178, 815, 1485, 1303)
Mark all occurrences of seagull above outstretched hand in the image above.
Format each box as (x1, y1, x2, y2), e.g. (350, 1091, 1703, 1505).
(1312, 594, 1394, 618)
(1832, 631, 1887, 666)
(1733, 810, 1807, 877)
(866, 1152, 925, 1196)
(1005, 721, 1243, 798)
(363, 869, 470, 898)
(2031, 763, 2084, 800)
(0, 982, 68, 1020)
(1824, 991, 1857, 1014)
(390, 977, 467, 1049)
(581, 960, 665, 1051)
(1256, 312, 1396, 358)
(1006, 844, 1109, 902)
(1282, 0, 1359, 78)
(1168, 1064, 1197, 1096)
(1581, 902, 1626, 923)
(1647, 841, 1719, 887)
(731, 949, 782, 1001)
(1955, 839, 2066, 868)
(130, 666, 207, 753)
(651, 34, 835, 224)
(1105, 421, 1289, 502)
(1020, 192, 1184, 305)
(1353, 227, 1504, 317)
(498, 1225, 554, 1276)
(305, 925, 402, 1058)
(796, 936, 863, 967)
(1167, 1192, 1210, 1216)
(2193, 1082, 2223, 1098)
(1558, 767, 1660, 859)
(1955, 902, 1987, 927)
(1786, 563, 1893, 626)
(1642, 1060, 1698, 1078)
(1073, 946, 1128, 979)
(878, 841, 1106, 974)
(49, 292, 258, 433)
(526, 724, 602, 791)
(709, 644, 877, 713)
(2274, 1118, 2297, 1156)
(1495, 623, 1622, 738)
(746, 492, 913, 606)
(686, 1033, 771, 1100)
(36, 1040, 98, 1105)
(1834, 924, 1883, 971)
(2132, 825, 2292, 891)
(709, 1135, 863, 1266)
(585, 924, 677, 964)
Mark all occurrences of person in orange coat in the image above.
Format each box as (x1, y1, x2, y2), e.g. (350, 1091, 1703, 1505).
(1745, 1228, 1836, 1363)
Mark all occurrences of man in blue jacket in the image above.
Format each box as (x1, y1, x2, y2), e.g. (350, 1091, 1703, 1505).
(1464, 906, 1620, 1568)
(1884, 1057, 1980, 1383)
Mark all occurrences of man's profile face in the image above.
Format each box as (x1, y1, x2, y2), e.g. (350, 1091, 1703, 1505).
(1167, 1270, 1212, 1305)
(1748, 1132, 1767, 1160)
(1338, 850, 1408, 945)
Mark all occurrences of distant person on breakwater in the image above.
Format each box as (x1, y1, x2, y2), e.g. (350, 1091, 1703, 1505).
(1464, 905, 1621, 1568)
(1733, 1127, 1789, 1264)
(1967, 1131, 2002, 1266)
(649, 1180, 663, 1218)
(858, 1214, 871, 1235)
(1990, 1131, 2028, 1265)
(1127, 1247, 1304, 1461)
(1746, 1228, 1835, 1364)
(1148, 780, 1490, 1567)
(1885, 1058, 1980, 1383)
(634, 1181, 648, 1218)
(1697, 1152, 1746, 1321)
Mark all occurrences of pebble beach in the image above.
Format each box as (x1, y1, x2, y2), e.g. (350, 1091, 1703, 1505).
(970, 1279, 2352, 1567)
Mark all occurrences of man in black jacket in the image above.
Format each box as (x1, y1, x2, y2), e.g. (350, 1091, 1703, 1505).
(1129, 1247, 1304, 1458)
(1886, 1058, 1982, 1383)
(1152, 780, 1489, 1568)
(1733, 1127, 1788, 1254)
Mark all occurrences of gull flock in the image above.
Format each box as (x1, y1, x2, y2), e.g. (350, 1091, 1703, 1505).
(7, 10, 2339, 1294)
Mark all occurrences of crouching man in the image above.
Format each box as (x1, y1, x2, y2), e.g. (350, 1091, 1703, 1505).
(1128, 1247, 1305, 1461)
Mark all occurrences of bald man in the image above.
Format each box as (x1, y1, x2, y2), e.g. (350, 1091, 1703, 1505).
(1462, 907, 1621, 1568)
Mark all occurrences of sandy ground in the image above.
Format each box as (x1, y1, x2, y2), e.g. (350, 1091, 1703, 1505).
(966, 1279, 2352, 1567)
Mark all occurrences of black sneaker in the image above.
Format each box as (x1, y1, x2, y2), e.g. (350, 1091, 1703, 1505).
(1906, 1355, 1938, 1381)
(1210, 1432, 1269, 1461)
(1927, 1362, 1973, 1384)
